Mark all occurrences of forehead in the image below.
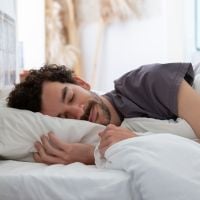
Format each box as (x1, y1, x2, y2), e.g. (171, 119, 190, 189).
(42, 81, 66, 98)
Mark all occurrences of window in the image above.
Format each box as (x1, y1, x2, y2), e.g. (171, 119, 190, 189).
(0, 10, 16, 88)
(196, 0, 200, 50)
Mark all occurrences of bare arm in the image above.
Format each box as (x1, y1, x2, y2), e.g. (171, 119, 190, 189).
(178, 80, 200, 138)
(34, 132, 95, 165)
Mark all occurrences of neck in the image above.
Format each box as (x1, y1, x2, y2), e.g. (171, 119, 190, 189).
(100, 96, 121, 126)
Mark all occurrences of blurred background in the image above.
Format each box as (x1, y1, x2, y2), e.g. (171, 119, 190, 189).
(0, 0, 200, 91)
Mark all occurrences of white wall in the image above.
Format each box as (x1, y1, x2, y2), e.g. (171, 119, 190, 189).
(15, 0, 199, 90)
(80, 0, 199, 91)
(17, 0, 45, 69)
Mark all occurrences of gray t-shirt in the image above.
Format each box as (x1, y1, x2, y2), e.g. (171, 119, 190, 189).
(104, 63, 194, 120)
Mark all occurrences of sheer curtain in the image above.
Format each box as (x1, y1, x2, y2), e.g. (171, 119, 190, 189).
(45, 0, 143, 77)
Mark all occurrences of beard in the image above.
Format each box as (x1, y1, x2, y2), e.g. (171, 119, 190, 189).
(80, 92, 111, 125)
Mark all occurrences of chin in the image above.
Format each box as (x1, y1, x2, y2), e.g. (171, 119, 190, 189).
(99, 119, 110, 126)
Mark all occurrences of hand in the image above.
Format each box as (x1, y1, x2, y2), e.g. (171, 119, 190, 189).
(19, 70, 30, 82)
(98, 124, 137, 156)
(33, 132, 95, 165)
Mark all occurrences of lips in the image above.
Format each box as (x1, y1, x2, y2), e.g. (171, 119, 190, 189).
(88, 105, 97, 122)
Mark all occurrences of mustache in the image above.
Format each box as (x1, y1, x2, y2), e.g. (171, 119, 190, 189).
(80, 101, 97, 121)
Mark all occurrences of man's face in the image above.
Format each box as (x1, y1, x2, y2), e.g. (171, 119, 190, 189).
(41, 81, 111, 125)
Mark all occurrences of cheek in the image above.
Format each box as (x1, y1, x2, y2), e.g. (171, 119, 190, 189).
(78, 90, 92, 102)
(42, 98, 63, 116)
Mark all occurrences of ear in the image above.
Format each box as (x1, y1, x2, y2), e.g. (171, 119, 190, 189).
(74, 76, 91, 90)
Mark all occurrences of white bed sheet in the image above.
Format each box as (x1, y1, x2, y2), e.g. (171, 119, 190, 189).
(0, 160, 131, 200)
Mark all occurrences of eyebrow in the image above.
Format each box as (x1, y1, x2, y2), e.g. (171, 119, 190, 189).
(61, 86, 68, 102)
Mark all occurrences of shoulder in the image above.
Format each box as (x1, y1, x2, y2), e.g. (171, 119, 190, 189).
(115, 63, 194, 86)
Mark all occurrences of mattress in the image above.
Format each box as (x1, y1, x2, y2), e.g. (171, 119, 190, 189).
(0, 160, 131, 200)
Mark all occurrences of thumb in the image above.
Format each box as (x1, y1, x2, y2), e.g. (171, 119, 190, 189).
(98, 131, 104, 137)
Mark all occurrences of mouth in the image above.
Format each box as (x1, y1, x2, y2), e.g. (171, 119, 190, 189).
(88, 105, 98, 123)
(80, 101, 97, 122)
(80, 99, 111, 125)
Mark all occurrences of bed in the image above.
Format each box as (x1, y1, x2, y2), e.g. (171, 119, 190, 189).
(0, 160, 130, 200)
(1, 74, 200, 200)
(1, 133, 200, 200)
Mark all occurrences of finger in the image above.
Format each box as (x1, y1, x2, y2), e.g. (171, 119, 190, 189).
(99, 125, 113, 136)
(48, 132, 68, 150)
(34, 141, 43, 151)
(99, 146, 108, 157)
(98, 124, 115, 137)
(98, 131, 104, 137)
(99, 138, 111, 150)
(33, 144, 67, 165)
(99, 135, 115, 151)
(98, 128, 107, 137)
(99, 131, 113, 142)
(33, 152, 67, 165)
(106, 124, 116, 129)
(33, 152, 44, 163)
(40, 135, 66, 158)
(99, 142, 115, 157)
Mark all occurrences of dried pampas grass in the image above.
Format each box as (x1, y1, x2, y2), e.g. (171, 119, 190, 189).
(75, 0, 143, 24)
(45, 0, 144, 77)
(45, 0, 81, 75)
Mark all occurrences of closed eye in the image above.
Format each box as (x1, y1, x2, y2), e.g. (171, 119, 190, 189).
(69, 94, 74, 103)
(61, 87, 67, 102)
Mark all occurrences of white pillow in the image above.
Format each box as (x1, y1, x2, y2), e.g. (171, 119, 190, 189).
(1, 73, 200, 162)
(0, 107, 105, 161)
(0, 86, 14, 107)
(121, 117, 197, 140)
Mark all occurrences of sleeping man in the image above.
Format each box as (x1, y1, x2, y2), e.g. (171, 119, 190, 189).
(7, 63, 200, 165)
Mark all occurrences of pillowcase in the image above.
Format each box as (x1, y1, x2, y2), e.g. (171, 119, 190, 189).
(1, 73, 200, 162)
(0, 107, 105, 161)
(0, 86, 14, 107)
(121, 117, 197, 140)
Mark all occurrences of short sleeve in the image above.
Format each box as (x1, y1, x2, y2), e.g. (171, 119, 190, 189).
(104, 63, 194, 120)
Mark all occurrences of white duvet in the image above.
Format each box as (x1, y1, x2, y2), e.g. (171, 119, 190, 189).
(95, 134, 200, 200)
(1, 134, 200, 200)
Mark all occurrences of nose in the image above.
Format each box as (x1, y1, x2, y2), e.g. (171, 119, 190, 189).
(64, 104, 84, 119)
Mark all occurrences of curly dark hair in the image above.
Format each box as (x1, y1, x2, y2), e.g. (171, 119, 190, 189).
(7, 64, 76, 112)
